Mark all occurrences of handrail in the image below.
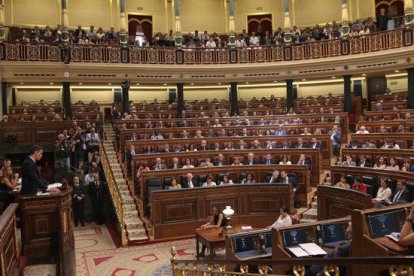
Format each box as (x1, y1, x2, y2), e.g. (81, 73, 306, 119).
(1, 27, 412, 64)
(99, 141, 127, 246)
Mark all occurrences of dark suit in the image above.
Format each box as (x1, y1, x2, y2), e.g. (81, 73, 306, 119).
(376, 13, 388, 31)
(197, 145, 211, 151)
(213, 160, 228, 166)
(88, 181, 106, 224)
(72, 184, 85, 226)
(310, 142, 321, 149)
(182, 179, 199, 188)
(21, 157, 49, 194)
(278, 176, 299, 191)
(262, 159, 276, 165)
(243, 159, 258, 165)
(358, 162, 372, 168)
(168, 163, 183, 169)
(391, 188, 412, 204)
(296, 144, 307, 149)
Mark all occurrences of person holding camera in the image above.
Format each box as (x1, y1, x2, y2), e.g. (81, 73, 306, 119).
(56, 133, 71, 172)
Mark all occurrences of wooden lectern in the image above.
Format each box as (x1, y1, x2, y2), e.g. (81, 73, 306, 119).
(19, 187, 75, 276)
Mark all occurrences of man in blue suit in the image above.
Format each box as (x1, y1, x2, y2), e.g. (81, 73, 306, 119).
(328, 125, 342, 153)
(274, 125, 287, 136)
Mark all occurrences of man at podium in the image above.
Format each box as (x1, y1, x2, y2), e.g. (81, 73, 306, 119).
(21, 145, 60, 195)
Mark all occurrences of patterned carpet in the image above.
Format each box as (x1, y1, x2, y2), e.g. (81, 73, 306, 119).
(75, 223, 197, 276)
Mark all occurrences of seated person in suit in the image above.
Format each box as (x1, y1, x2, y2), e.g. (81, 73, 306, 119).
(267, 206, 292, 229)
(335, 174, 351, 189)
(279, 140, 291, 149)
(309, 137, 321, 149)
(278, 171, 298, 192)
(153, 157, 167, 170)
(296, 137, 307, 149)
(297, 154, 309, 166)
(235, 140, 247, 150)
(202, 174, 217, 187)
(399, 202, 414, 246)
(268, 170, 280, 183)
(168, 157, 182, 169)
(250, 139, 262, 149)
(358, 155, 371, 168)
(372, 178, 392, 206)
(197, 140, 210, 151)
(220, 175, 234, 185)
(262, 154, 276, 165)
(168, 178, 182, 190)
(244, 152, 258, 165)
(341, 155, 356, 167)
(241, 173, 255, 184)
(351, 176, 367, 193)
(21, 145, 59, 194)
(213, 154, 228, 166)
(182, 173, 198, 188)
(385, 180, 412, 205)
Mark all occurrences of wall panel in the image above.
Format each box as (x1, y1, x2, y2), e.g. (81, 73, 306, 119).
(68, 0, 112, 29)
(15, 88, 61, 104)
(185, 87, 228, 100)
(71, 88, 113, 104)
(238, 85, 285, 99)
(10, 0, 60, 26)
(180, 0, 226, 33)
(387, 75, 408, 92)
(129, 89, 168, 102)
(294, 0, 342, 27)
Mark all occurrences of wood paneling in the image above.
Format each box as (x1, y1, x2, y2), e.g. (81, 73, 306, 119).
(151, 184, 292, 240)
(0, 204, 19, 276)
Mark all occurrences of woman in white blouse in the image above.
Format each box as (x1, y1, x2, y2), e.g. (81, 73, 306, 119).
(202, 175, 217, 187)
(267, 206, 292, 229)
(182, 158, 194, 169)
(372, 178, 392, 206)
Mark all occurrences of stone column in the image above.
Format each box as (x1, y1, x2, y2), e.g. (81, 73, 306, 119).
(230, 82, 239, 116)
(174, 0, 183, 47)
(119, 0, 128, 47)
(405, 0, 414, 28)
(341, 0, 350, 38)
(0, 0, 5, 43)
(286, 79, 294, 111)
(343, 75, 352, 113)
(62, 82, 72, 119)
(176, 83, 184, 117)
(407, 68, 414, 109)
(121, 81, 130, 114)
(228, 0, 236, 47)
(1, 82, 7, 116)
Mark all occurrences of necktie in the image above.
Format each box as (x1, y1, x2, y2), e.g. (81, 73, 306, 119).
(393, 190, 402, 203)
(267, 160, 270, 165)
(189, 181, 193, 188)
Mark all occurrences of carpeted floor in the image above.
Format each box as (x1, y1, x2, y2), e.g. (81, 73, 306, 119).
(75, 223, 197, 276)
(24, 223, 224, 275)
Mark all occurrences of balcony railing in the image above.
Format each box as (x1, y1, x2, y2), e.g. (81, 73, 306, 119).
(0, 28, 412, 64)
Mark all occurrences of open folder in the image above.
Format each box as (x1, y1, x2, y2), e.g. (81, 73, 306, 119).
(287, 242, 327, 257)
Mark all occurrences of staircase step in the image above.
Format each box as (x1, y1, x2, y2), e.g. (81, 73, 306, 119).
(299, 218, 317, 224)
(127, 228, 148, 240)
(123, 204, 137, 212)
(311, 201, 318, 209)
(302, 208, 318, 220)
(125, 218, 144, 229)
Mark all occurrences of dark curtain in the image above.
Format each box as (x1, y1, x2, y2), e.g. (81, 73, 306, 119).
(375, 0, 404, 16)
(128, 15, 153, 41)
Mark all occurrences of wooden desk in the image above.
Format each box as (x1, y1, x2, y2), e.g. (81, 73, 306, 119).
(349, 133, 414, 149)
(20, 187, 75, 276)
(0, 203, 19, 276)
(151, 184, 293, 240)
(196, 225, 255, 260)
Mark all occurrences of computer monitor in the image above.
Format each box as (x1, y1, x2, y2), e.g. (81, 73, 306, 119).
(319, 222, 349, 245)
(281, 227, 316, 247)
(263, 231, 272, 249)
(367, 208, 407, 239)
(233, 236, 255, 254)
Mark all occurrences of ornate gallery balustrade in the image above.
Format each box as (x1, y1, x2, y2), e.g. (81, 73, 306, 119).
(0, 28, 412, 64)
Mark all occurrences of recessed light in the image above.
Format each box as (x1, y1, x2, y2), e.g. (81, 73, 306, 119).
(190, 83, 194, 86)
(218, 82, 222, 85)
(49, 82, 54, 85)
(395, 70, 399, 73)
(245, 82, 249, 84)
(274, 80, 278, 83)
(302, 79, 306, 81)
(163, 83, 167, 86)
(108, 83, 112, 85)
(136, 83, 140, 85)
(331, 76, 336, 79)
(19, 82, 24, 85)
(78, 82, 83, 85)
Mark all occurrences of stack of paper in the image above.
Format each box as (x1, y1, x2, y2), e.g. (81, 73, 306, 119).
(287, 242, 327, 257)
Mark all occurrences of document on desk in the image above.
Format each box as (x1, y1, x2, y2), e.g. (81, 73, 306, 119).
(299, 243, 327, 256)
(287, 243, 327, 257)
(48, 183, 63, 189)
(287, 246, 309, 257)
